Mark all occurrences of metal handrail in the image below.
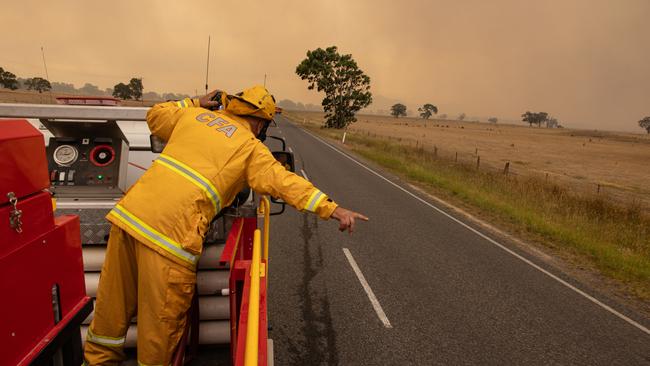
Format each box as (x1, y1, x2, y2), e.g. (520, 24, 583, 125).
(244, 229, 262, 366)
(259, 196, 271, 266)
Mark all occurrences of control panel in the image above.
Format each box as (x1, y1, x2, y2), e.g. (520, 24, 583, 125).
(46, 136, 128, 198)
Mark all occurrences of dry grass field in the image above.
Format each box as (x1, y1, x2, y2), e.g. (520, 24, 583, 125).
(288, 111, 650, 208)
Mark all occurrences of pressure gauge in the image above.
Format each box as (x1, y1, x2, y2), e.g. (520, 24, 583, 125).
(53, 144, 79, 166)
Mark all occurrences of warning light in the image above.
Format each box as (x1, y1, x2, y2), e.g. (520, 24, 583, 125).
(97, 175, 104, 180)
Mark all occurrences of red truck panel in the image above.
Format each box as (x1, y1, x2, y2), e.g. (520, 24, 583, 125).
(0, 191, 55, 259)
(0, 119, 89, 365)
(0, 119, 49, 204)
(0, 215, 87, 365)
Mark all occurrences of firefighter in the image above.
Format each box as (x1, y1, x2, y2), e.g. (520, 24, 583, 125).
(83, 85, 368, 365)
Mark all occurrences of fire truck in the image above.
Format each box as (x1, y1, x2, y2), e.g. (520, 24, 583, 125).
(0, 98, 292, 365)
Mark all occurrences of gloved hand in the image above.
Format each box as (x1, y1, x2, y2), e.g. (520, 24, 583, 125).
(199, 90, 224, 110)
(331, 207, 369, 234)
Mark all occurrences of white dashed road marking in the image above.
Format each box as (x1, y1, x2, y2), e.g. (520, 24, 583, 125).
(343, 248, 392, 329)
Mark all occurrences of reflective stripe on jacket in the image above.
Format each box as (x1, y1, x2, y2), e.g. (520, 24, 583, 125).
(107, 98, 338, 269)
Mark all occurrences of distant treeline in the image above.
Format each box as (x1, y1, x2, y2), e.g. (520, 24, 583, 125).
(276, 99, 322, 112)
(0, 65, 189, 101)
(49, 81, 190, 101)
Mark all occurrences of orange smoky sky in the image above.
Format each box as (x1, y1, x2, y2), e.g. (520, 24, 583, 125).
(1, 0, 649, 132)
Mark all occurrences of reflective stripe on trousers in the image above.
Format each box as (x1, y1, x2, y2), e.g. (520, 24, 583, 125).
(86, 328, 126, 348)
(83, 226, 195, 365)
(108, 204, 198, 265)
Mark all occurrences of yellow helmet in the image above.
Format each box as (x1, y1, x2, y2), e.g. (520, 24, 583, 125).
(226, 85, 276, 121)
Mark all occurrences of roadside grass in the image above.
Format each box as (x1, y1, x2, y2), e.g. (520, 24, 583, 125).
(292, 120, 650, 300)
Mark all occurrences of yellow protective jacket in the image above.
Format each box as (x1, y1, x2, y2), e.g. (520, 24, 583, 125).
(107, 98, 338, 270)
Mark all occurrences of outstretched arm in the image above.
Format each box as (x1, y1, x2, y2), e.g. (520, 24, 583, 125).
(246, 142, 368, 232)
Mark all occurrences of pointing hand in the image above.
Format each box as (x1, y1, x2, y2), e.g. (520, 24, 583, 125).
(331, 207, 369, 234)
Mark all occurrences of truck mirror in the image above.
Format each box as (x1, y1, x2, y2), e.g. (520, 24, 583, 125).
(272, 151, 295, 172)
(150, 135, 166, 153)
(270, 151, 294, 211)
(270, 201, 286, 215)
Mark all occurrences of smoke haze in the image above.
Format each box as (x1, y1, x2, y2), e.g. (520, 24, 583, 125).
(1, 0, 649, 132)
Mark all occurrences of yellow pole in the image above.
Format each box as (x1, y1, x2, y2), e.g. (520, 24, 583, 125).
(244, 229, 262, 366)
(260, 196, 270, 265)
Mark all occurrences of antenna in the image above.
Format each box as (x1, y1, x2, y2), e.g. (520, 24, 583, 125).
(41, 46, 54, 102)
(205, 36, 211, 95)
(41, 46, 50, 81)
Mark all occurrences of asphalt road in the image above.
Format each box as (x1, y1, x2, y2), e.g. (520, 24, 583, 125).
(264, 115, 650, 366)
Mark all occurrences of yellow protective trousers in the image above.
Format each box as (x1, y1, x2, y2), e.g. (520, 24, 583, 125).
(83, 225, 196, 365)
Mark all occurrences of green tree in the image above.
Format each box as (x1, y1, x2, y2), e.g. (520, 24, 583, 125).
(521, 111, 548, 127)
(521, 111, 534, 127)
(0, 67, 19, 90)
(24, 77, 51, 93)
(639, 116, 650, 134)
(418, 103, 438, 119)
(113, 82, 132, 100)
(129, 78, 143, 100)
(488, 117, 498, 124)
(546, 117, 559, 128)
(296, 46, 372, 129)
(538, 112, 549, 127)
(458, 113, 466, 121)
(391, 103, 407, 118)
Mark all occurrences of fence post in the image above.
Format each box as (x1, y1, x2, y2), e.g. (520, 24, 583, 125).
(476, 156, 481, 170)
(597, 184, 601, 194)
(455, 152, 458, 162)
(503, 162, 510, 175)
(342, 132, 347, 144)
(434, 145, 438, 157)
